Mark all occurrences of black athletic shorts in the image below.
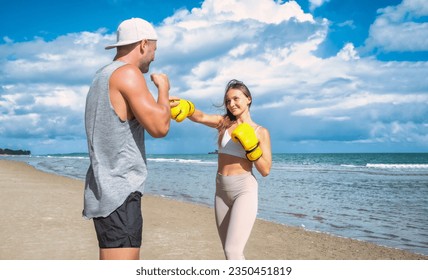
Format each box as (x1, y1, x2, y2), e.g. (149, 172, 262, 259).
(93, 191, 143, 248)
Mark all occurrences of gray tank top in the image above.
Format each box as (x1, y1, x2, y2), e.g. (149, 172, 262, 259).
(83, 61, 147, 219)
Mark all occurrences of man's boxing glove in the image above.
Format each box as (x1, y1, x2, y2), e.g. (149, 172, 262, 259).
(170, 99, 195, 122)
(231, 123, 263, 161)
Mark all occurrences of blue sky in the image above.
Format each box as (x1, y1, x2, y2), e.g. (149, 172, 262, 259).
(1, 0, 427, 155)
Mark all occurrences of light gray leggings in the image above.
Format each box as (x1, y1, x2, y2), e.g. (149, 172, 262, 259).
(215, 172, 258, 260)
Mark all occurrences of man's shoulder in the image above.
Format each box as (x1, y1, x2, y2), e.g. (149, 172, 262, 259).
(113, 63, 141, 77)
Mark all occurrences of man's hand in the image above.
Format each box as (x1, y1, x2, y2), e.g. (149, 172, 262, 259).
(150, 73, 170, 93)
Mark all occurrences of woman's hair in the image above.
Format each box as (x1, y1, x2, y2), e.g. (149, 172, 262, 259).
(217, 79, 252, 141)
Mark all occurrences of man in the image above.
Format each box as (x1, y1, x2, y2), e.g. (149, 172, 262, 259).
(83, 18, 171, 260)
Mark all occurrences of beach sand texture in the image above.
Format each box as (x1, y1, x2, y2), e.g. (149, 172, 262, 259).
(0, 159, 426, 260)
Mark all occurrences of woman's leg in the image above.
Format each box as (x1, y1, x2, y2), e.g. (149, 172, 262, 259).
(214, 193, 231, 251)
(215, 173, 258, 260)
(223, 189, 258, 259)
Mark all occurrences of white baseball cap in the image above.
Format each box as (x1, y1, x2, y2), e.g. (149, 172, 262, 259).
(105, 18, 158, 50)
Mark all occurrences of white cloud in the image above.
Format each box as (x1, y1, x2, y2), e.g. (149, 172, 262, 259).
(0, 30, 112, 152)
(369, 121, 428, 144)
(33, 85, 88, 109)
(2, 36, 14, 44)
(1, 0, 427, 154)
(309, 0, 330, 12)
(337, 43, 360, 61)
(0, 32, 112, 85)
(337, 20, 356, 29)
(154, 0, 427, 151)
(292, 93, 428, 117)
(165, 0, 314, 26)
(365, 0, 428, 52)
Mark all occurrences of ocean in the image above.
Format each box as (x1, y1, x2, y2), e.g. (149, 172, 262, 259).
(2, 153, 428, 256)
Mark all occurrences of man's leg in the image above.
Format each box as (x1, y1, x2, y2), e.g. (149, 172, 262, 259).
(100, 248, 140, 260)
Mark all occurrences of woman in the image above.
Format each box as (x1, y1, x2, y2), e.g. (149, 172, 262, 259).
(171, 79, 272, 259)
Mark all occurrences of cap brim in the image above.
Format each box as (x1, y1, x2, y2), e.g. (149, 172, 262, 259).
(105, 39, 144, 50)
(105, 37, 157, 50)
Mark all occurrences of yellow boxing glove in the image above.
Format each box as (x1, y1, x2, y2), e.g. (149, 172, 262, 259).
(231, 123, 263, 161)
(170, 99, 195, 122)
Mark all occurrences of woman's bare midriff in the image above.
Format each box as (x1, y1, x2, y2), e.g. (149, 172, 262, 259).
(217, 153, 252, 176)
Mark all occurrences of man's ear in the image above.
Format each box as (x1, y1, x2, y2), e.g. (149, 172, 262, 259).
(140, 40, 147, 53)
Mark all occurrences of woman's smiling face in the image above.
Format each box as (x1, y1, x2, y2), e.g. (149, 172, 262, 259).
(225, 88, 251, 116)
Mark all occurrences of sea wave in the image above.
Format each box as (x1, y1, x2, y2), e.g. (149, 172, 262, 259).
(366, 163, 428, 169)
(45, 155, 89, 160)
(147, 158, 216, 165)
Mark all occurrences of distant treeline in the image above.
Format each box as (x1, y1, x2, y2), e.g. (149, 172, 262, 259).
(0, 148, 31, 155)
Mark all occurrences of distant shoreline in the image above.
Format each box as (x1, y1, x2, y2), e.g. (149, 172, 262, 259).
(0, 148, 31, 156)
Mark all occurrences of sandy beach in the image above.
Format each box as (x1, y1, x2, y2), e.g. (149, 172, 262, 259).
(0, 159, 426, 260)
